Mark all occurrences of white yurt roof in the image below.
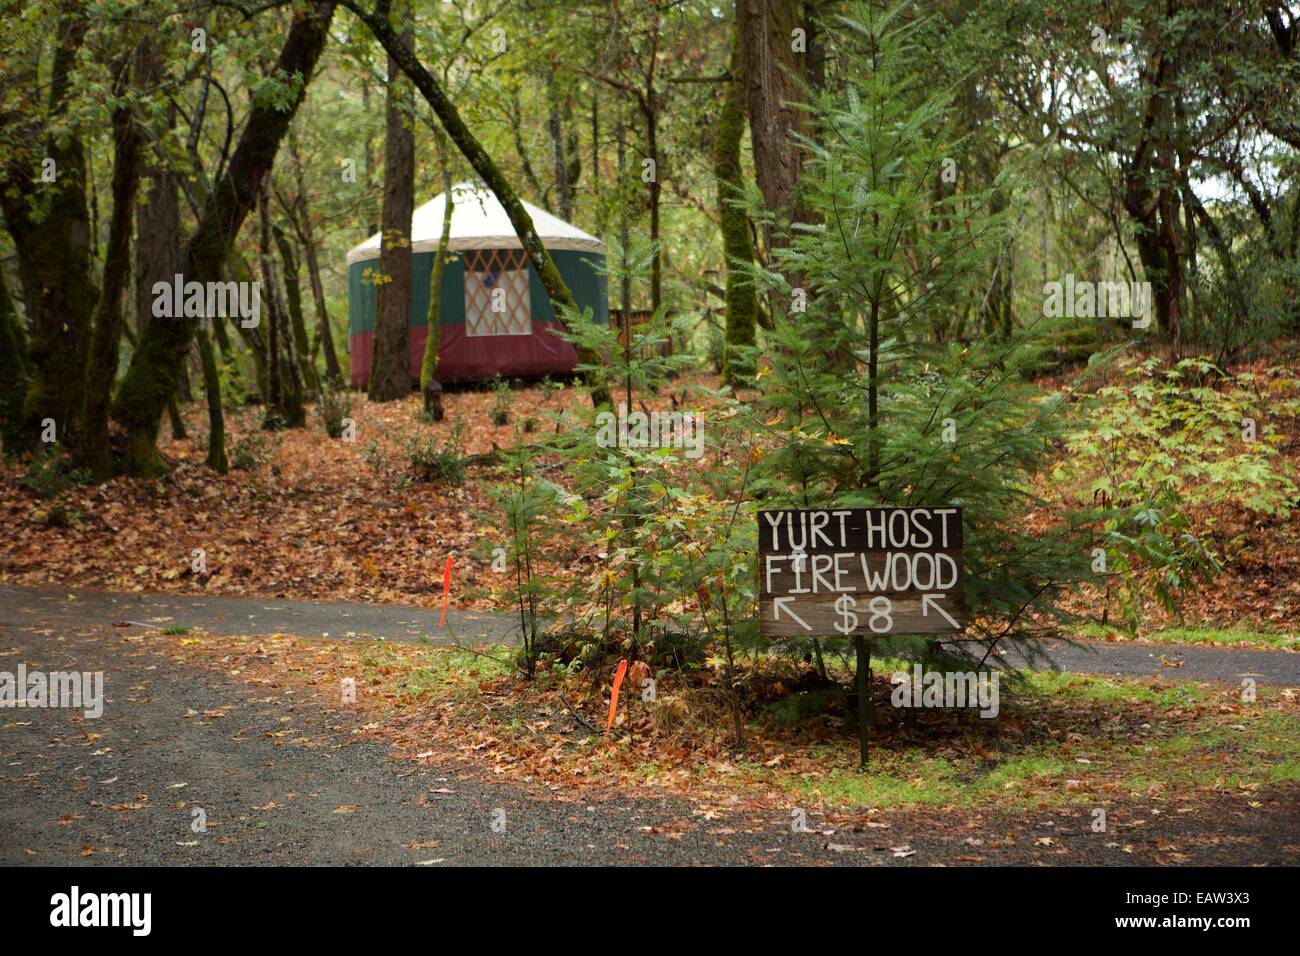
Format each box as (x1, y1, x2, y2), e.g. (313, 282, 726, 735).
(346, 182, 605, 265)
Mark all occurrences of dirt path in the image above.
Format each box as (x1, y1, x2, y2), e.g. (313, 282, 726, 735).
(2, 595, 1298, 866)
(3, 584, 1297, 685)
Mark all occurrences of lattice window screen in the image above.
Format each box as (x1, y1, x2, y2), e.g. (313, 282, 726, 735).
(463, 248, 532, 336)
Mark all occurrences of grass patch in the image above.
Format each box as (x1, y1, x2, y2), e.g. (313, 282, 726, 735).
(1077, 622, 1297, 650)
(1026, 670, 1209, 707)
(752, 671, 1298, 811)
(367, 643, 512, 701)
(785, 751, 962, 808)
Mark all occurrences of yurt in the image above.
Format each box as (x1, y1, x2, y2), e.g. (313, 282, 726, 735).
(346, 183, 609, 387)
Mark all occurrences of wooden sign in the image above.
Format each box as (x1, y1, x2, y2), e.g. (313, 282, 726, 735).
(758, 507, 965, 638)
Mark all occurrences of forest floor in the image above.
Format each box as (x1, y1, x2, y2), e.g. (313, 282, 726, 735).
(1, 371, 1297, 643)
(2, 367, 1298, 864)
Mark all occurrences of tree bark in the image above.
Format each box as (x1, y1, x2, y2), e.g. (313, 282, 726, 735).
(284, 143, 342, 385)
(196, 328, 227, 471)
(81, 89, 141, 479)
(421, 141, 453, 421)
(228, 252, 269, 402)
(111, 1, 335, 475)
(0, 11, 96, 455)
(0, 265, 32, 456)
(167, 397, 187, 441)
(370, 5, 416, 402)
(645, 92, 662, 315)
(262, 188, 282, 423)
(274, 224, 319, 396)
(1120, 47, 1183, 349)
(738, 0, 809, 250)
(299, 201, 343, 384)
(548, 73, 573, 221)
(134, 39, 182, 349)
(715, 21, 758, 385)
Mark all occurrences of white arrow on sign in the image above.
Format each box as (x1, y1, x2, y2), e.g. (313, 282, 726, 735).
(921, 593, 961, 630)
(772, 597, 812, 631)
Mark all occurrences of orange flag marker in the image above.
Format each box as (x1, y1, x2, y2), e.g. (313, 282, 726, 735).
(439, 555, 454, 627)
(605, 659, 629, 738)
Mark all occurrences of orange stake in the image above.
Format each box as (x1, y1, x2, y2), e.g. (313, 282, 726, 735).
(605, 659, 629, 738)
(439, 555, 454, 627)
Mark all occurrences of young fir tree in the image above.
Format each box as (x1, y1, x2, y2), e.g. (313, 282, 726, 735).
(482, 425, 564, 679)
(549, 239, 697, 666)
(742, 3, 1095, 676)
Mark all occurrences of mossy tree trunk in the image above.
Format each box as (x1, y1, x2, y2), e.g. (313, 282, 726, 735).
(715, 21, 758, 386)
(0, 11, 96, 457)
(342, 0, 611, 408)
(297, 199, 344, 386)
(133, 38, 181, 351)
(274, 224, 320, 396)
(0, 265, 31, 456)
(420, 136, 453, 421)
(81, 88, 141, 480)
(134, 38, 191, 445)
(258, 179, 302, 429)
(284, 130, 342, 385)
(228, 252, 269, 403)
(196, 328, 227, 471)
(110, 1, 335, 475)
(262, 194, 305, 430)
(370, 3, 416, 403)
(167, 397, 187, 441)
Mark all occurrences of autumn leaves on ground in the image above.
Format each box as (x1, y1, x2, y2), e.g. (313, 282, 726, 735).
(2, 371, 1298, 857)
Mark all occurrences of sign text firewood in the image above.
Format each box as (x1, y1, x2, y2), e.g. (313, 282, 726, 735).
(758, 507, 965, 638)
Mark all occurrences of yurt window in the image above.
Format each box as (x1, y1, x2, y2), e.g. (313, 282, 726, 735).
(463, 248, 532, 336)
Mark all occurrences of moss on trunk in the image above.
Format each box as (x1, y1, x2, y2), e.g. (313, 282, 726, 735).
(274, 224, 319, 396)
(371, 7, 416, 403)
(196, 328, 227, 472)
(715, 22, 758, 386)
(228, 252, 269, 402)
(0, 266, 32, 456)
(81, 96, 140, 480)
(421, 155, 453, 420)
(0, 42, 98, 455)
(111, 2, 335, 474)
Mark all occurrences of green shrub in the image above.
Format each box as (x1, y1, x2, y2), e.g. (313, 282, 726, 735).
(230, 432, 273, 471)
(490, 376, 511, 426)
(1055, 356, 1298, 518)
(539, 376, 561, 404)
(42, 502, 80, 528)
(20, 447, 89, 500)
(319, 386, 353, 439)
(362, 437, 389, 474)
(405, 419, 467, 485)
(704, 321, 724, 374)
(1052, 356, 1296, 629)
